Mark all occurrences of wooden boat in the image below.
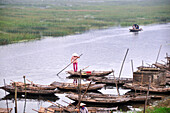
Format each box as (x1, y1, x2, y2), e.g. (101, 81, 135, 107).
(0, 85, 59, 95)
(123, 83, 170, 93)
(38, 106, 118, 113)
(66, 70, 113, 77)
(129, 28, 142, 32)
(66, 93, 151, 104)
(50, 81, 105, 91)
(10, 81, 56, 90)
(89, 76, 133, 85)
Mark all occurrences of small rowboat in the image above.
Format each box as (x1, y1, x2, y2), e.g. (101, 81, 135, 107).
(10, 81, 56, 90)
(129, 28, 142, 32)
(90, 76, 133, 86)
(123, 83, 170, 93)
(50, 81, 105, 91)
(0, 85, 59, 95)
(66, 93, 151, 104)
(66, 70, 113, 77)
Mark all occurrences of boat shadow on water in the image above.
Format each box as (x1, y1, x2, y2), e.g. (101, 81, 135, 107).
(0, 93, 59, 102)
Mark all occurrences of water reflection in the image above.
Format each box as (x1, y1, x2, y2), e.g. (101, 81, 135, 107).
(1, 94, 59, 102)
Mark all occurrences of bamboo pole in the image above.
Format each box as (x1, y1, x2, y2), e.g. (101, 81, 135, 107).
(32, 109, 39, 112)
(131, 60, 134, 73)
(112, 70, 120, 96)
(118, 48, 129, 79)
(144, 76, 151, 113)
(3, 79, 9, 113)
(47, 100, 70, 112)
(155, 45, 162, 63)
(14, 82, 17, 113)
(62, 100, 76, 108)
(81, 81, 92, 99)
(23, 76, 27, 96)
(76, 81, 92, 109)
(78, 70, 82, 113)
(23, 76, 27, 113)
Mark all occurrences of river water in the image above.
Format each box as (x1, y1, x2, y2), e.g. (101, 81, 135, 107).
(0, 23, 170, 112)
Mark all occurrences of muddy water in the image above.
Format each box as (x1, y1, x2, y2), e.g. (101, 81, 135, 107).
(0, 23, 170, 112)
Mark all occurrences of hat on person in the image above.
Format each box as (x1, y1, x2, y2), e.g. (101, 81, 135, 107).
(80, 103, 86, 106)
(72, 53, 79, 57)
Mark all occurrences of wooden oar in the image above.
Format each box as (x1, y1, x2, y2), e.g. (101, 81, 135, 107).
(81, 66, 89, 71)
(62, 100, 76, 108)
(56, 54, 83, 76)
(26, 79, 35, 86)
(47, 100, 70, 112)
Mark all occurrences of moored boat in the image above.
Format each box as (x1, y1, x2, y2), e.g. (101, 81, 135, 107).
(123, 83, 170, 93)
(50, 81, 105, 91)
(129, 28, 142, 32)
(10, 81, 56, 90)
(0, 85, 59, 95)
(66, 93, 150, 104)
(89, 76, 133, 86)
(66, 70, 113, 77)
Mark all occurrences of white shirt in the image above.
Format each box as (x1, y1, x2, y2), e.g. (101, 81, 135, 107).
(80, 107, 89, 113)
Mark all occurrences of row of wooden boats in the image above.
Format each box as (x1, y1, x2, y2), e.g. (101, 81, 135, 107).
(0, 80, 106, 95)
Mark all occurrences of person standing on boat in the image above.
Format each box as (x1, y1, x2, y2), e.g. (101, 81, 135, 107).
(71, 53, 80, 72)
(80, 103, 89, 113)
(71, 53, 80, 84)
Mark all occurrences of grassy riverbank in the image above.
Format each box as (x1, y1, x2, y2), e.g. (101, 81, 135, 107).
(136, 96, 170, 113)
(0, 0, 170, 45)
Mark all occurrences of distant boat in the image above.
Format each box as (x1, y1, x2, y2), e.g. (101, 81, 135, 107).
(129, 28, 142, 32)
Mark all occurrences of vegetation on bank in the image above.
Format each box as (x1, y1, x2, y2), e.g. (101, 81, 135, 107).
(0, 0, 170, 45)
(136, 96, 170, 113)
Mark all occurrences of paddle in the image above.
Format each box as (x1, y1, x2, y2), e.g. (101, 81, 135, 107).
(82, 65, 89, 71)
(56, 54, 83, 77)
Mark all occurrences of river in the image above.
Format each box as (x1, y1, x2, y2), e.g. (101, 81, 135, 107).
(0, 23, 170, 112)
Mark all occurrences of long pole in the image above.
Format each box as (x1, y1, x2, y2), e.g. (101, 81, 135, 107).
(131, 60, 134, 73)
(56, 54, 83, 76)
(118, 48, 129, 79)
(23, 76, 27, 113)
(155, 45, 162, 63)
(3, 79, 9, 113)
(78, 70, 82, 113)
(14, 82, 17, 113)
(77, 81, 92, 107)
(144, 76, 151, 113)
(112, 70, 120, 96)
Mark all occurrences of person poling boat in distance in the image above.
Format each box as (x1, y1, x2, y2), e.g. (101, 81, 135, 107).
(71, 53, 80, 84)
(129, 24, 142, 32)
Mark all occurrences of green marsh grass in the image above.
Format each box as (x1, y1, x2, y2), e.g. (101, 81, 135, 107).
(0, 0, 170, 45)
